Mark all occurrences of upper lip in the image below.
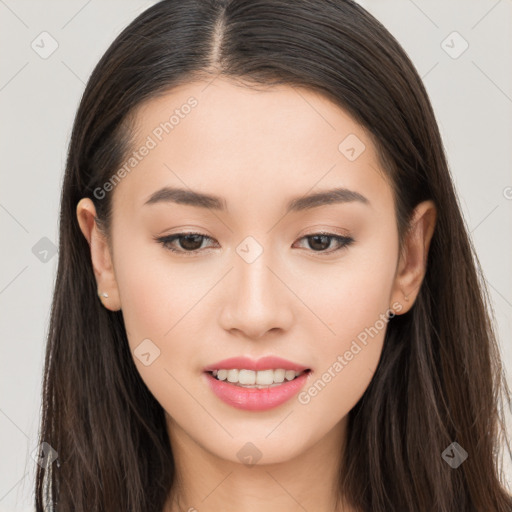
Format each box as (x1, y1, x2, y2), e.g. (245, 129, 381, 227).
(203, 356, 309, 372)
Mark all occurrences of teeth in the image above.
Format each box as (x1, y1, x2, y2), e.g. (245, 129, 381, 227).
(239, 369, 256, 385)
(285, 370, 296, 381)
(273, 369, 285, 383)
(256, 369, 273, 385)
(211, 368, 306, 387)
(227, 369, 239, 383)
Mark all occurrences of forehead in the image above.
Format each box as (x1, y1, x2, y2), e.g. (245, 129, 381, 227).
(111, 77, 391, 215)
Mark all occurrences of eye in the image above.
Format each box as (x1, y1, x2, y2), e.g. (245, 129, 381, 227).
(155, 231, 354, 256)
(293, 232, 354, 254)
(155, 232, 218, 256)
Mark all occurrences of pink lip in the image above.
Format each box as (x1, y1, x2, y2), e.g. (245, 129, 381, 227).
(203, 356, 309, 372)
(204, 370, 311, 411)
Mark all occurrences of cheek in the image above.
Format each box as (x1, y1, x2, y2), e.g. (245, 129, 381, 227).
(295, 284, 391, 434)
(297, 233, 397, 417)
(111, 240, 196, 386)
(112, 236, 227, 393)
(303, 231, 397, 342)
(116, 263, 175, 344)
(113, 251, 209, 425)
(114, 234, 208, 345)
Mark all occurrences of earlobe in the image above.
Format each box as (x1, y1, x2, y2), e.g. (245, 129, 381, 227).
(390, 200, 437, 314)
(76, 198, 122, 311)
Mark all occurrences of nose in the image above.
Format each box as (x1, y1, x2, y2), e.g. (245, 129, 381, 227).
(218, 246, 295, 340)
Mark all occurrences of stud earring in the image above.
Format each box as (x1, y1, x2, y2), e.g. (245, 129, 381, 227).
(98, 291, 109, 298)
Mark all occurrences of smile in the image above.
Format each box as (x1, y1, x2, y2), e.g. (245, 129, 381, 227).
(208, 368, 308, 388)
(204, 369, 312, 411)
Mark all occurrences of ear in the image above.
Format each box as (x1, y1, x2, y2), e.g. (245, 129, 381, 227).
(390, 200, 437, 315)
(76, 198, 121, 311)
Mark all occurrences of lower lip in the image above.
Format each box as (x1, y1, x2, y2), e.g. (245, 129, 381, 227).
(204, 371, 311, 411)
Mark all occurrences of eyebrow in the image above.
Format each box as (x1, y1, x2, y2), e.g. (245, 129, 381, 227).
(143, 186, 370, 213)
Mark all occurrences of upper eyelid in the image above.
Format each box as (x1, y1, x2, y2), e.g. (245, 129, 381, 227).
(158, 231, 350, 242)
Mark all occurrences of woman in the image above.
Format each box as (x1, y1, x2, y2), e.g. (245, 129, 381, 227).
(35, 0, 512, 510)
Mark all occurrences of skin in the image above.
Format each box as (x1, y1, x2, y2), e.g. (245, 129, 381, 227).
(77, 77, 436, 512)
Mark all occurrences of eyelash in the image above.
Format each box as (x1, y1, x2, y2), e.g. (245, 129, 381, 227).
(155, 231, 354, 257)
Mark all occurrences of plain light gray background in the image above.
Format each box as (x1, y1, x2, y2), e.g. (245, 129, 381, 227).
(1, 1, 511, 510)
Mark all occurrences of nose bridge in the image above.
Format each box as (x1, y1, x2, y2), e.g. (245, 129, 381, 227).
(237, 243, 274, 304)
(220, 234, 293, 337)
(235, 234, 280, 310)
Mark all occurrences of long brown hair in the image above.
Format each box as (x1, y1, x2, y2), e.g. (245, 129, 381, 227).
(35, 1, 512, 510)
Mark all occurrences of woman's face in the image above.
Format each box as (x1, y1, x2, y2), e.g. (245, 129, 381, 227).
(79, 77, 424, 465)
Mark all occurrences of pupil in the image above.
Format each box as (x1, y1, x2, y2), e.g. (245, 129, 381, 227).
(309, 235, 329, 251)
(181, 234, 202, 250)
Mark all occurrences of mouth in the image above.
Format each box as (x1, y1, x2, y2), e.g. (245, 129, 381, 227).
(203, 356, 312, 410)
(205, 368, 311, 389)
(203, 359, 312, 411)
